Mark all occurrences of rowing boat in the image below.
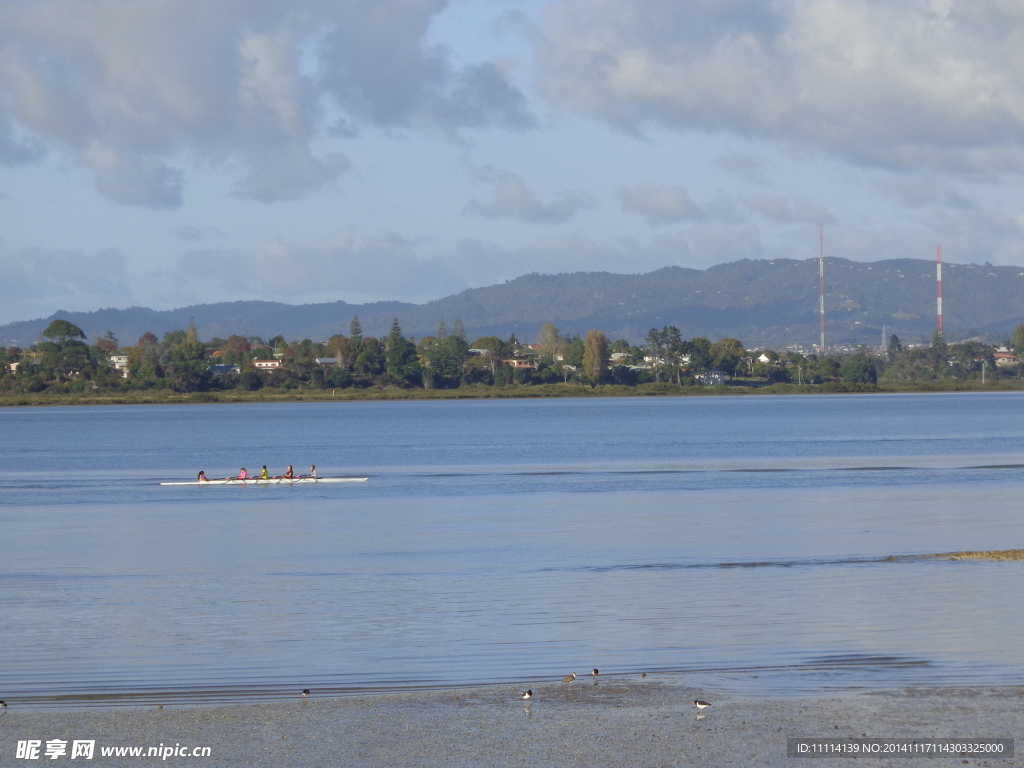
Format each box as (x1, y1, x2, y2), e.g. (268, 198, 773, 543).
(160, 477, 369, 486)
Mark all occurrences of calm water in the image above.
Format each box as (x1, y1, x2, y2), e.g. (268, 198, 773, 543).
(2, 393, 1024, 708)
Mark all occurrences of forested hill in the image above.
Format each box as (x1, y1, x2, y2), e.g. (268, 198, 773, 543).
(4, 257, 1024, 347)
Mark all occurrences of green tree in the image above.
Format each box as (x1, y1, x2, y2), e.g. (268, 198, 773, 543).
(645, 328, 666, 382)
(38, 340, 92, 379)
(385, 318, 420, 386)
(646, 326, 686, 383)
(662, 326, 685, 384)
(840, 353, 878, 384)
(687, 337, 712, 371)
(582, 329, 609, 384)
(470, 336, 509, 377)
(42, 319, 86, 344)
(1012, 324, 1024, 357)
(164, 330, 187, 346)
(535, 323, 562, 364)
(239, 369, 263, 391)
(168, 337, 210, 392)
(887, 334, 903, 363)
(126, 332, 162, 382)
(36, 320, 93, 380)
(418, 319, 467, 388)
(447, 319, 470, 382)
(709, 338, 745, 377)
(947, 341, 994, 380)
(327, 334, 356, 370)
(221, 335, 253, 366)
(354, 337, 385, 377)
(94, 331, 119, 354)
(563, 335, 585, 366)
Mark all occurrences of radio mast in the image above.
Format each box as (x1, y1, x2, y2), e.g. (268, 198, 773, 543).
(819, 225, 826, 354)
(936, 245, 943, 338)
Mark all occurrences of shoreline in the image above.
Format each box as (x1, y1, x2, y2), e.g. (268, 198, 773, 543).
(1, 380, 1022, 408)
(3, 680, 1021, 767)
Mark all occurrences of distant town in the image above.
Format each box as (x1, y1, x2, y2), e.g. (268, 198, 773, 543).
(3, 313, 1022, 402)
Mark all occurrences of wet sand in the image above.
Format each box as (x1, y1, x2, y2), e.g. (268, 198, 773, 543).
(3, 680, 1022, 767)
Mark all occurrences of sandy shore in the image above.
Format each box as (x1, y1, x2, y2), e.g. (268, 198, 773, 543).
(2, 680, 1021, 767)
(929, 549, 1024, 561)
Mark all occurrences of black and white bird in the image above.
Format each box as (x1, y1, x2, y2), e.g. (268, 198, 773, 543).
(0, 700, 6, 711)
(591, 669, 599, 677)
(561, 672, 576, 683)
(693, 699, 710, 712)
(521, 690, 533, 700)
(302, 689, 310, 698)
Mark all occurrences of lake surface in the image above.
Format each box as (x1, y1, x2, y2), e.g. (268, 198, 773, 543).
(2, 393, 1024, 708)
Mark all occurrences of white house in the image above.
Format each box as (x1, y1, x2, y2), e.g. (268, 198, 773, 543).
(696, 370, 725, 386)
(109, 354, 130, 378)
(208, 364, 241, 375)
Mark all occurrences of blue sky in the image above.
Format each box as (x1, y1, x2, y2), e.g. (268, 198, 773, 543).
(2, 0, 1024, 324)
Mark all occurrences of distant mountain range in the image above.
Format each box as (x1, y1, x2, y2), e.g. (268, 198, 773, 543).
(4, 257, 1024, 349)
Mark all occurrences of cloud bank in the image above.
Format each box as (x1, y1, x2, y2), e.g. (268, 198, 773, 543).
(464, 172, 597, 222)
(0, 0, 532, 206)
(0, 249, 132, 325)
(538, 0, 1024, 172)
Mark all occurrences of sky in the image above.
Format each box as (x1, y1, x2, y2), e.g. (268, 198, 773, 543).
(2, 0, 1024, 325)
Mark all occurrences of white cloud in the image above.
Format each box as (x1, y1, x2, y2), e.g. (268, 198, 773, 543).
(716, 152, 772, 185)
(83, 144, 183, 208)
(464, 172, 597, 222)
(0, 0, 533, 207)
(745, 193, 834, 225)
(177, 229, 465, 305)
(875, 175, 975, 209)
(617, 182, 701, 225)
(0, 248, 132, 324)
(537, 0, 1024, 173)
(171, 226, 225, 243)
(231, 145, 350, 202)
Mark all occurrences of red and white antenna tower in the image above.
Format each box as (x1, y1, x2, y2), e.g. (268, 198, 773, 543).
(936, 245, 943, 337)
(819, 225, 826, 354)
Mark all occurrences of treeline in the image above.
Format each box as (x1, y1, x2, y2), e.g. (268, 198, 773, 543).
(2, 317, 1022, 397)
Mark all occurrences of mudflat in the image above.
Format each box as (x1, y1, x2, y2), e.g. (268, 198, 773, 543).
(4, 679, 1022, 767)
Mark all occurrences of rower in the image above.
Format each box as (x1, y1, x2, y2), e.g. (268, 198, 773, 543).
(307, 465, 318, 478)
(236, 468, 248, 480)
(197, 471, 209, 482)
(283, 465, 294, 479)
(260, 466, 269, 479)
